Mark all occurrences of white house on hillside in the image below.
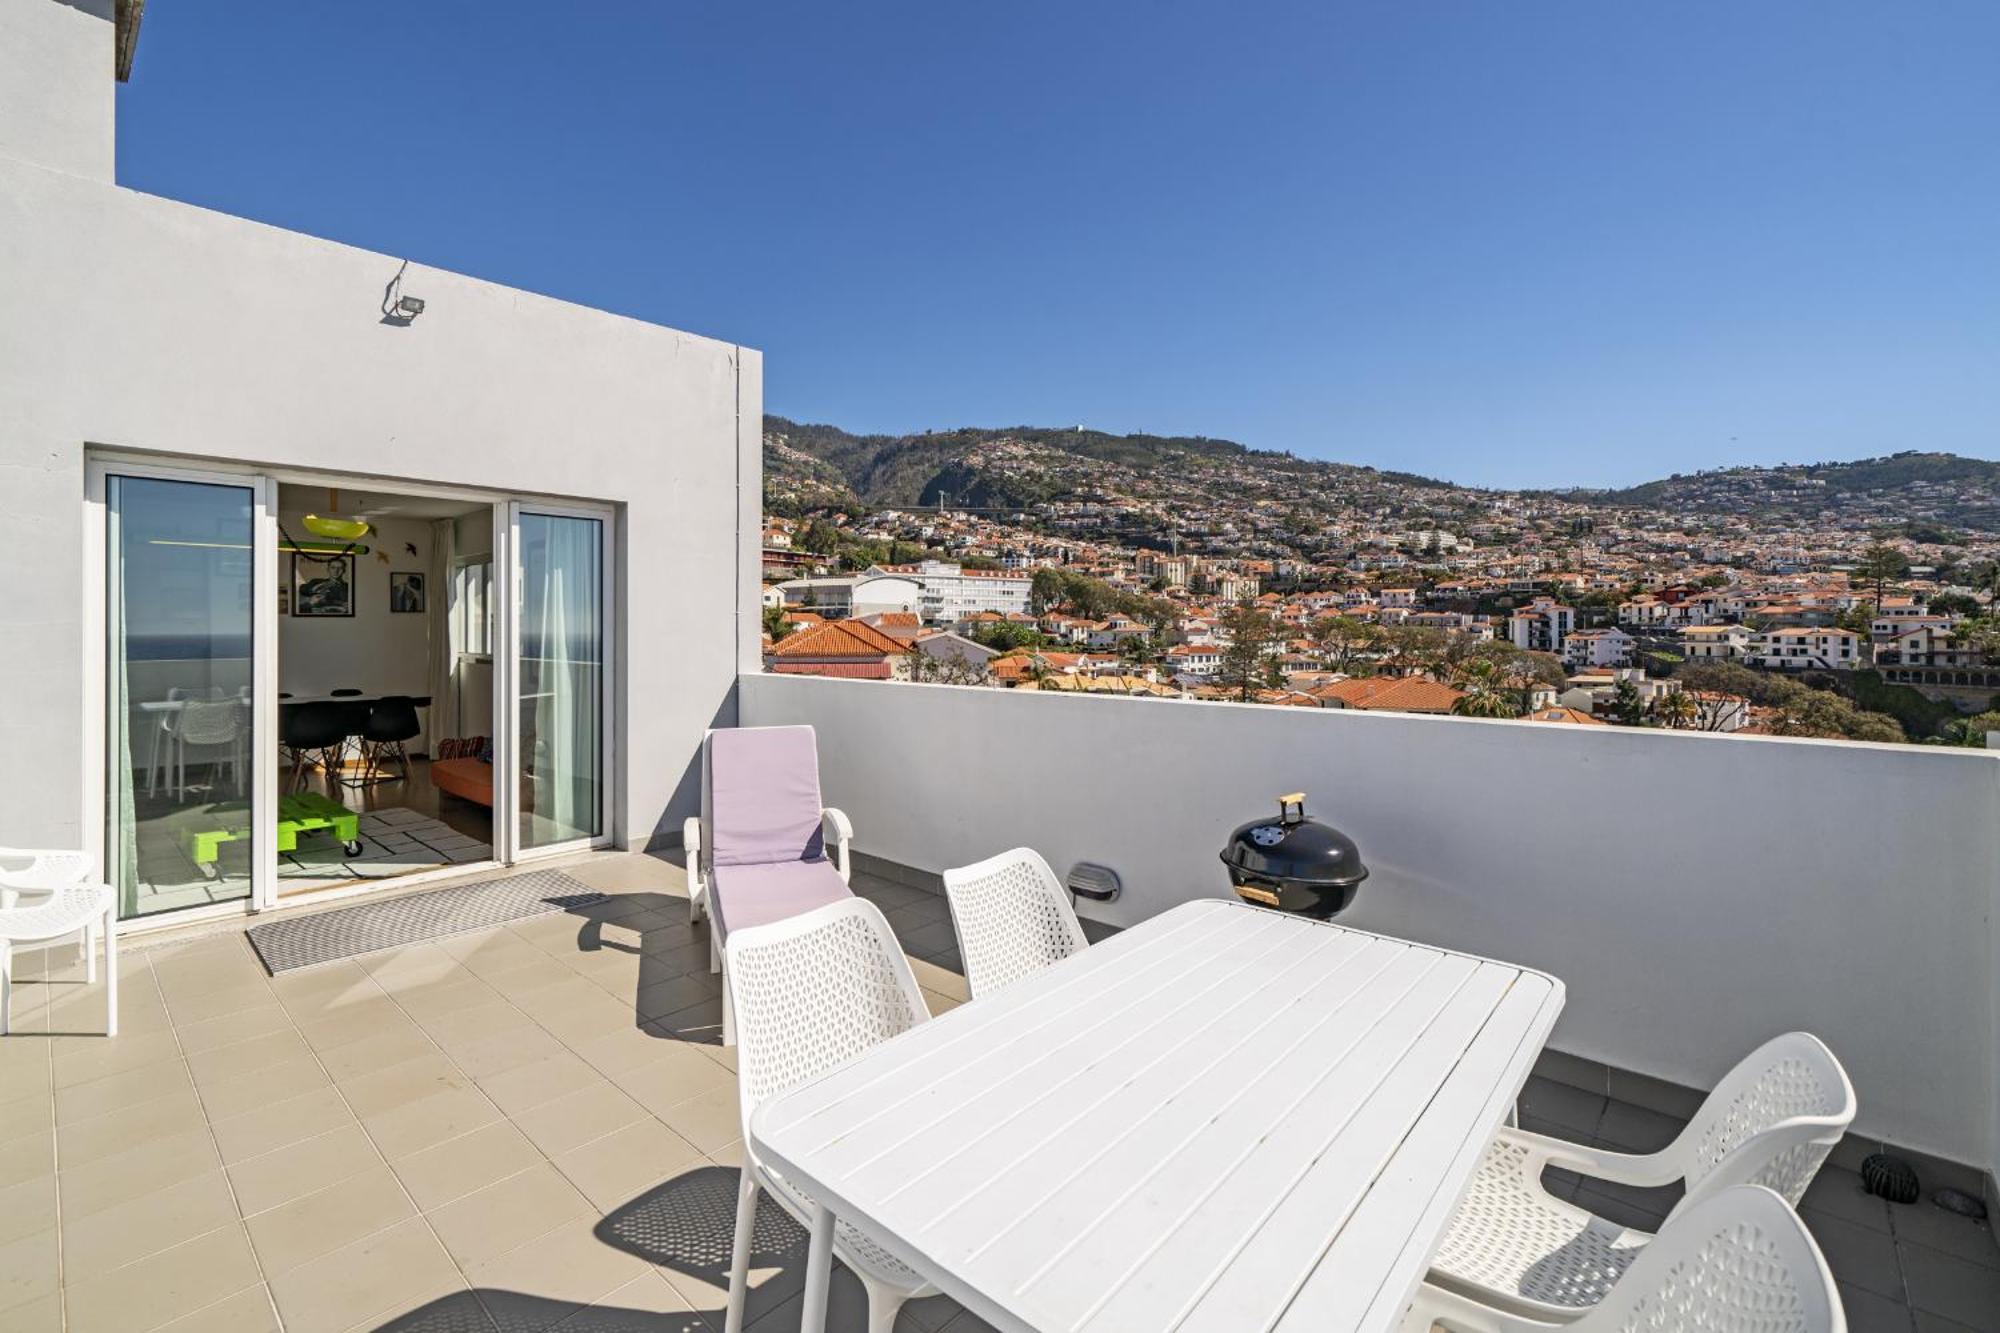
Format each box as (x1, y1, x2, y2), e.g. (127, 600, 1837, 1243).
(1562, 627, 1635, 669)
(1746, 627, 1861, 671)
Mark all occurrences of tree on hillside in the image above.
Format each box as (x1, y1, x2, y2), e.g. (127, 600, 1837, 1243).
(1857, 543, 1910, 611)
(1606, 678, 1651, 726)
(1767, 692, 1904, 744)
(968, 622, 1044, 653)
(1310, 616, 1383, 674)
(1956, 617, 2000, 661)
(905, 648, 988, 687)
(1677, 660, 1807, 710)
(761, 604, 793, 642)
(1030, 567, 1067, 615)
(1834, 605, 1875, 637)
(1941, 710, 2000, 746)
(1216, 601, 1285, 701)
(799, 520, 843, 556)
(1467, 642, 1566, 711)
(1378, 625, 1448, 676)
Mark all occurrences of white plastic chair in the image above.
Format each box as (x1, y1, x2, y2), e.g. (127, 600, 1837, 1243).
(169, 698, 245, 798)
(942, 847, 1089, 999)
(721, 898, 938, 1333)
(1404, 1184, 1844, 1333)
(1429, 1033, 1854, 1320)
(0, 882, 118, 1036)
(0, 846, 93, 899)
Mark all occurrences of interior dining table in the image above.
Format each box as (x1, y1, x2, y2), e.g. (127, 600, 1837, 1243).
(750, 897, 1565, 1333)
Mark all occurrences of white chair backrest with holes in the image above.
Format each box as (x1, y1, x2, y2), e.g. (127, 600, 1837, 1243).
(725, 897, 929, 1148)
(1664, 1032, 1855, 1218)
(0, 847, 91, 908)
(1574, 1185, 1843, 1333)
(176, 699, 242, 746)
(943, 847, 1089, 1000)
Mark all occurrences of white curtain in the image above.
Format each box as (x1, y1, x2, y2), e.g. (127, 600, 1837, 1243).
(426, 517, 459, 749)
(521, 515, 601, 845)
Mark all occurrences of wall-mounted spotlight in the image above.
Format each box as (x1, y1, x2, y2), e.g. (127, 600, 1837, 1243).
(381, 260, 426, 326)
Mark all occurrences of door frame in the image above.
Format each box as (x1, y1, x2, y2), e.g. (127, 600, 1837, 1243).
(500, 499, 619, 863)
(84, 451, 621, 933)
(85, 458, 281, 925)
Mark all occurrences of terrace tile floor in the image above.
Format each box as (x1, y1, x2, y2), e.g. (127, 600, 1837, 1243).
(3, 850, 1994, 1332)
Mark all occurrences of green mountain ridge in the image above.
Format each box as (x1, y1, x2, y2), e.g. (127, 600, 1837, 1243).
(762, 415, 1457, 510)
(1563, 451, 2000, 506)
(764, 418, 2000, 533)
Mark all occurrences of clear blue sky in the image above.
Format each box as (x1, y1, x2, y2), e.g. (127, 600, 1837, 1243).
(117, 3, 1997, 488)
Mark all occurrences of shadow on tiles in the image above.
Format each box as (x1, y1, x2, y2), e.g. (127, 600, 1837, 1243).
(372, 1164, 965, 1332)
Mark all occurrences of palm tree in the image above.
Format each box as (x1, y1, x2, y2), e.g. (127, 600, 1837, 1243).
(1651, 690, 1699, 730)
(1450, 659, 1523, 719)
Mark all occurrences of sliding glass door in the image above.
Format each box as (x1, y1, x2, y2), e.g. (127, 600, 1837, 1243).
(505, 505, 612, 856)
(91, 465, 612, 922)
(101, 468, 274, 919)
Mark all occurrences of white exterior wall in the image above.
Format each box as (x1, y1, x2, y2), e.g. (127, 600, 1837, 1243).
(0, 0, 114, 181)
(742, 673, 2000, 1174)
(0, 144, 758, 854)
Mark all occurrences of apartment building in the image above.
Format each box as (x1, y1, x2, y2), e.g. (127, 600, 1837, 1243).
(1871, 605, 1957, 641)
(873, 559, 1034, 623)
(1679, 624, 1753, 660)
(1213, 572, 1261, 602)
(1746, 627, 1861, 670)
(1507, 597, 1575, 654)
(1562, 627, 1636, 669)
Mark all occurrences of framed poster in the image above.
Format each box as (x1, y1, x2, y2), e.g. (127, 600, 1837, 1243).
(390, 571, 426, 613)
(293, 552, 355, 617)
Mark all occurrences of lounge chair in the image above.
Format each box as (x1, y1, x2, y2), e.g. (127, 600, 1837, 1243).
(683, 724, 853, 1043)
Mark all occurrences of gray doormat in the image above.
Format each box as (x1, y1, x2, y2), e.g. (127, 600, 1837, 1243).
(247, 870, 608, 974)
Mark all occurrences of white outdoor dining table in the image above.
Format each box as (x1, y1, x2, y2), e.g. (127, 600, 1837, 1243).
(749, 898, 1565, 1333)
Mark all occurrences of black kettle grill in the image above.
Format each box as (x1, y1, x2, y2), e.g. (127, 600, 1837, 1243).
(1220, 793, 1368, 919)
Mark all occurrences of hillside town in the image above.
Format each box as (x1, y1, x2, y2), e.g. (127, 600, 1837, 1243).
(762, 430, 2000, 746)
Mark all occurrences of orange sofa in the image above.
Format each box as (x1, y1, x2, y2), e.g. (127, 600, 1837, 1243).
(431, 738, 493, 808)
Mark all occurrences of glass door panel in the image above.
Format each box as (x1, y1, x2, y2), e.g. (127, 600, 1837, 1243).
(515, 511, 605, 850)
(106, 475, 258, 918)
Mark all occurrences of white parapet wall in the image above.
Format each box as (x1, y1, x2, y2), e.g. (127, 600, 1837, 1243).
(741, 672, 2000, 1175)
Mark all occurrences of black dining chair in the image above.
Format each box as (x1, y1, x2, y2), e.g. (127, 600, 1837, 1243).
(280, 702, 352, 792)
(361, 696, 423, 783)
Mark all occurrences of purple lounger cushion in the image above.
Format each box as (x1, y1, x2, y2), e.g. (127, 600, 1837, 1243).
(708, 725, 827, 867)
(709, 860, 852, 942)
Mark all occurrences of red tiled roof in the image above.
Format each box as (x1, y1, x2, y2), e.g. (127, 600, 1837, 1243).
(1310, 675, 1465, 714)
(773, 618, 906, 659)
(770, 662, 894, 679)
